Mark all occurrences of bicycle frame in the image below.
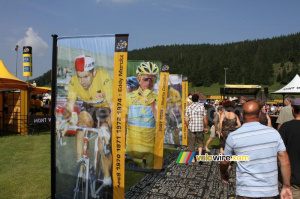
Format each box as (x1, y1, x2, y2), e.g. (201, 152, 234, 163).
(76, 129, 103, 199)
(56, 123, 109, 199)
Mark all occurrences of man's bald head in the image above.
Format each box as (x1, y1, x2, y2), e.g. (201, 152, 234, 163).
(243, 101, 260, 122)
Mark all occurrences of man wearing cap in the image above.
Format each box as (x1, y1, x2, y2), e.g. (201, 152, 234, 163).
(126, 62, 159, 169)
(62, 55, 113, 190)
(279, 98, 300, 198)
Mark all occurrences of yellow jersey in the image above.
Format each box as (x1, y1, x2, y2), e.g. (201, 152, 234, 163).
(126, 88, 158, 153)
(68, 69, 113, 107)
(167, 87, 181, 107)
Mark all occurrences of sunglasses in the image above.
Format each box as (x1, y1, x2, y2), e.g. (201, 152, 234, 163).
(141, 77, 154, 82)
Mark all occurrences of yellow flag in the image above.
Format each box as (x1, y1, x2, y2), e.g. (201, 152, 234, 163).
(112, 35, 128, 199)
(181, 76, 188, 146)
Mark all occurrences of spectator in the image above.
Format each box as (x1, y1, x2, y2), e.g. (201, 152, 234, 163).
(219, 100, 241, 155)
(270, 104, 276, 115)
(185, 94, 208, 164)
(277, 95, 295, 130)
(43, 99, 51, 115)
(279, 97, 300, 198)
(206, 101, 216, 128)
(254, 100, 272, 127)
(35, 96, 43, 113)
(204, 106, 223, 152)
(29, 95, 36, 115)
(235, 96, 246, 124)
(220, 101, 292, 198)
(187, 94, 192, 105)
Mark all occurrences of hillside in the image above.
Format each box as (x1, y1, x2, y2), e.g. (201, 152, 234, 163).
(129, 32, 300, 87)
(32, 33, 300, 92)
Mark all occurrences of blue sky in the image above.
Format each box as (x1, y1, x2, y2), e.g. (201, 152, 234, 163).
(1, 0, 300, 81)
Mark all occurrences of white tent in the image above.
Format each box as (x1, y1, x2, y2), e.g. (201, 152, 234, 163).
(272, 74, 300, 94)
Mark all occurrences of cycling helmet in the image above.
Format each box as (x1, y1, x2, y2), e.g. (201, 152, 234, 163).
(136, 62, 159, 76)
(127, 76, 139, 89)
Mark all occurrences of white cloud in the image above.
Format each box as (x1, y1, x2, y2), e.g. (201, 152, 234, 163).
(16, 27, 48, 57)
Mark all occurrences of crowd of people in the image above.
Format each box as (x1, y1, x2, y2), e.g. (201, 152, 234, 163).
(185, 94, 299, 198)
(29, 93, 51, 115)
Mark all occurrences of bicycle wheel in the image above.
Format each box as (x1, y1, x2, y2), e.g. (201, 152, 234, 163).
(74, 161, 89, 199)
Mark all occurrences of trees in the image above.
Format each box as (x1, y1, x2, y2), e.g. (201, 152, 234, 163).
(128, 32, 300, 87)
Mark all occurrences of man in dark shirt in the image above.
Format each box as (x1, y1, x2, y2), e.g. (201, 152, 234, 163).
(279, 97, 300, 198)
(234, 96, 246, 124)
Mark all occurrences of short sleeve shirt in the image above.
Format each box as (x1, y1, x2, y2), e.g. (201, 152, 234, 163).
(185, 102, 206, 132)
(225, 122, 286, 197)
(276, 105, 294, 124)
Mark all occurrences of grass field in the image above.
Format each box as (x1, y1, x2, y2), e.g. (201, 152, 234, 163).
(0, 132, 51, 199)
(0, 131, 218, 198)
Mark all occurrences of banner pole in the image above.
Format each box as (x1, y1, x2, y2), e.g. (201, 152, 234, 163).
(51, 34, 58, 199)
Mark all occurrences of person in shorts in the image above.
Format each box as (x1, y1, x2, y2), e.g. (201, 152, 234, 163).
(185, 94, 208, 163)
(204, 106, 223, 152)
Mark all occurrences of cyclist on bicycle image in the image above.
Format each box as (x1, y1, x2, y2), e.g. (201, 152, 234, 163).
(60, 55, 113, 193)
(126, 62, 159, 169)
(165, 81, 182, 145)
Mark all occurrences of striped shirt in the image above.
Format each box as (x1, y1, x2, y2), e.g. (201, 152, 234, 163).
(185, 102, 206, 132)
(224, 122, 286, 197)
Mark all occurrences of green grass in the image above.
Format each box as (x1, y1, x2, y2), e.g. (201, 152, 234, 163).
(0, 133, 179, 197)
(0, 133, 51, 199)
(204, 130, 220, 149)
(0, 131, 220, 198)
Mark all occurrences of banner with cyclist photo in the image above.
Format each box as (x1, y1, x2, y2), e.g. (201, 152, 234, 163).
(54, 34, 128, 199)
(125, 60, 168, 171)
(164, 74, 183, 146)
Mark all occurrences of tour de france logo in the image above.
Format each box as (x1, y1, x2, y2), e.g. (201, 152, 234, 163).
(116, 40, 128, 51)
(161, 65, 170, 72)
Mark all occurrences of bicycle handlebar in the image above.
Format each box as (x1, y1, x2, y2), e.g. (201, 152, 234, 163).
(56, 120, 111, 147)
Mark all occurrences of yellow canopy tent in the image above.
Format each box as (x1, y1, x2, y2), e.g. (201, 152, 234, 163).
(0, 60, 30, 90)
(220, 84, 262, 98)
(0, 60, 51, 135)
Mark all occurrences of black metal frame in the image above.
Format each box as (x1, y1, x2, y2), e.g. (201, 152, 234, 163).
(50, 34, 58, 199)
